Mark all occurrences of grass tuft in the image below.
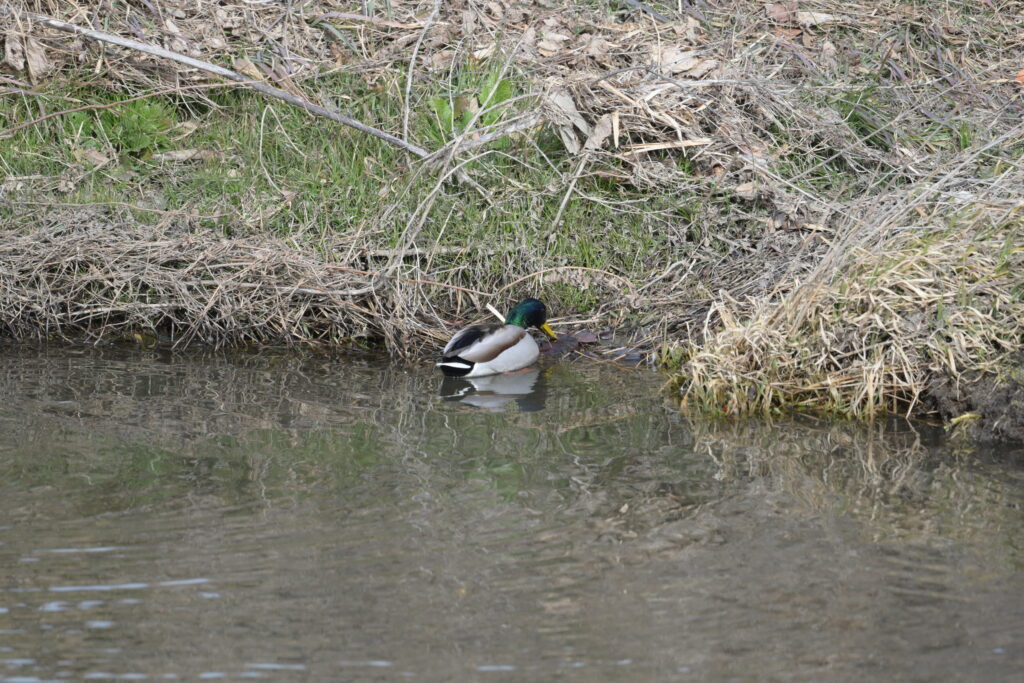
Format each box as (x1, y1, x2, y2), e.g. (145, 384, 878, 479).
(667, 215, 1024, 418)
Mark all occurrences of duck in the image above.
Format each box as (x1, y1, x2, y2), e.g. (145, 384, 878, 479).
(436, 298, 557, 378)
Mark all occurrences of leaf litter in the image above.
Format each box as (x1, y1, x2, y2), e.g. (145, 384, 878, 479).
(1, 1, 1023, 433)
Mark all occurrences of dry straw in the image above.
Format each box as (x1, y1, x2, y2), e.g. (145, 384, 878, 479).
(2, 1, 1023, 421)
(674, 197, 1024, 417)
(0, 214, 382, 347)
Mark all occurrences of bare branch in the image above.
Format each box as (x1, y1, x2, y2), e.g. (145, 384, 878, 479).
(3, 8, 431, 160)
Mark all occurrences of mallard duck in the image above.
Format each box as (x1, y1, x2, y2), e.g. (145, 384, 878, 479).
(437, 298, 557, 377)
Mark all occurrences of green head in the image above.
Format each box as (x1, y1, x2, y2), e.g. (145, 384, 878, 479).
(505, 298, 557, 339)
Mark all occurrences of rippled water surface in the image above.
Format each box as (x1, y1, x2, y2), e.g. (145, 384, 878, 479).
(1, 346, 1022, 681)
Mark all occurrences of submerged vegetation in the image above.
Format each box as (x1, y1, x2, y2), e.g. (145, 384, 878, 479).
(1, 1, 1022, 436)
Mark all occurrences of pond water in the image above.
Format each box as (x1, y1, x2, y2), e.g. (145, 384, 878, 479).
(1, 347, 1022, 681)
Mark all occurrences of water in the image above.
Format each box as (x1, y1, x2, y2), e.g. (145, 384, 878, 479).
(0, 346, 1022, 681)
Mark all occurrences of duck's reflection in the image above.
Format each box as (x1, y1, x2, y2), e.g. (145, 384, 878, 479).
(439, 368, 546, 412)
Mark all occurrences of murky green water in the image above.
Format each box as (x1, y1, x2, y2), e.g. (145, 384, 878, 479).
(1, 347, 1022, 681)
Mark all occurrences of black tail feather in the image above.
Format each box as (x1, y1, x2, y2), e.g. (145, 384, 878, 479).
(436, 356, 474, 377)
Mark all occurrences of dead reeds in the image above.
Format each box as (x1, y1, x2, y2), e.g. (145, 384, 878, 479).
(2, 1, 1023, 427)
(671, 185, 1024, 418)
(0, 212, 389, 347)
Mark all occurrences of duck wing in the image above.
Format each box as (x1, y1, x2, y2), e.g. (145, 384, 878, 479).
(443, 323, 498, 356)
(442, 324, 526, 362)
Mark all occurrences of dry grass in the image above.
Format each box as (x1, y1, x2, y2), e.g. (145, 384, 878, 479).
(670, 202, 1024, 417)
(0, 211, 392, 347)
(2, 1, 1024, 424)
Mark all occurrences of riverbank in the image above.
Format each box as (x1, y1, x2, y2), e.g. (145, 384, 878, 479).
(2, 1, 1021, 438)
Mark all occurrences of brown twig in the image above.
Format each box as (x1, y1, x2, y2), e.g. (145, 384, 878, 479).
(3, 7, 432, 160)
(401, 0, 440, 141)
(431, 113, 543, 161)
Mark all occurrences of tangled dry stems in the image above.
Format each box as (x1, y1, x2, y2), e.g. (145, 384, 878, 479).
(0, 213, 390, 348)
(2, 1, 1023, 420)
(675, 181, 1024, 417)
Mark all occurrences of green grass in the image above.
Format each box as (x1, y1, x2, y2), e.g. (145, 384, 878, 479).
(0, 71, 676, 308)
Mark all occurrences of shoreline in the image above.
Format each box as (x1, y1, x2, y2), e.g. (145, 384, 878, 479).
(2, 1, 1021, 441)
